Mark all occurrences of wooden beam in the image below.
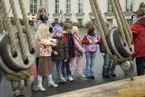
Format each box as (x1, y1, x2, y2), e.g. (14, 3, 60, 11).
(49, 75, 145, 97)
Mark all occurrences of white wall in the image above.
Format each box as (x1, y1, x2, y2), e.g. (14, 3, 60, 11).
(4, 0, 145, 25)
(4, 0, 30, 18)
(134, 0, 145, 11)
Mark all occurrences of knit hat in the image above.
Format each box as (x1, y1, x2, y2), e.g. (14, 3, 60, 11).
(52, 24, 63, 37)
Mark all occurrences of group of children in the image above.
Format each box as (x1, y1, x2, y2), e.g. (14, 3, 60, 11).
(32, 7, 103, 92)
(34, 24, 99, 92)
(8, 7, 116, 96)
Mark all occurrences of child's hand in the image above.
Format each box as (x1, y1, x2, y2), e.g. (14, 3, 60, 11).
(101, 53, 105, 56)
(93, 39, 99, 44)
(51, 43, 57, 47)
(54, 51, 58, 55)
(89, 40, 93, 44)
(64, 59, 68, 62)
(82, 49, 86, 53)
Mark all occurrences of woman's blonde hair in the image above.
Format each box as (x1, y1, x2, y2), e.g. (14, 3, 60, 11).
(36, 7, 46, 20)
(71, 26, 79, 35)
(35, 24, 50, 39)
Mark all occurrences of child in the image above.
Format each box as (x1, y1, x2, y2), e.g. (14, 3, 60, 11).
(100, 41, 116, 78)
(51, 24, 69, 83)
(10, 28, 38, 96)
(35, 24, 58, 92)
(82, 25, 99, 79)
(99, 22, 116, 78)
(70, 26, 85, 78)
(62, 23, 75, 81)
(11, 65, 35, 97)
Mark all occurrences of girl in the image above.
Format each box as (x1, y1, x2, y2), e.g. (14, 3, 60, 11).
(82, 25, 99, 79)
(62, 23, 75, 81)
(35, 24, 58, 92)
(10, 28, 37, 97)
(51, 24, 69, 83)
(34, 7, 52, 73)
(70, 26, 85, 78)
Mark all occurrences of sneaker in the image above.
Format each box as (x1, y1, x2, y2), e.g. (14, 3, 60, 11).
(59, 81, 67, 84)
(48, 82, 58, 88)
(102, 74, 110, 78)
(14, 90, 22, 97)
(78, 74, 86, 78)
(110, 73, 116, 77)
(86, 76, 91, 79)
(37, 84, 46, 92)
(60, 77, 66, 82)
(90, 75, 95, 79)
(68, 76, 74, 82)
(59, 78, 67, 84)
(32, 85, 39, 92)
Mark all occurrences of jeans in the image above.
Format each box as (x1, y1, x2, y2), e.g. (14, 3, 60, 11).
(70, 56, 84, 76)
(136, 57, 145, 76)
(62, 60, 72, 78)
(102, 54, 112, 75)
(85, 52, 96, 77)
(53, 60, 64, 80)
(102, 54, 115, 76)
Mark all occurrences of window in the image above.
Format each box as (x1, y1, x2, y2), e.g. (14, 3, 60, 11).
(65, 19, 70, 23)
(55, 0, 59, 13)
(108, 0, 113, 12)
(126, 0, 134, 12)
(30, 0, 37, 14)
(45, 0, 48, 12)
(78, 0, 83, 13)
(66, 0, 71, 13)
(107, 19, 113, 24)
(54, 18, 59, 23)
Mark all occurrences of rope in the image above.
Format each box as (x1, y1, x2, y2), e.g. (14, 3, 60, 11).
(114, 0, 133, 46)
(18, 0, 34, 53)
(90, 0, 132, 64)
(90, 0, 116, 61)
(93, 0, 109, 36)
(109, 0, 126, 40)
(113, 0, 131, 46)
(9, 0, 28, 62)
(0, 0, 17, 57)
(0, 14, 4, 34)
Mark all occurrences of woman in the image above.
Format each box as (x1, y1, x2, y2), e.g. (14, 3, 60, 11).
(131, 2, 145, 24)
(131, 8, 145, 76)
(34, 7, 52, 71)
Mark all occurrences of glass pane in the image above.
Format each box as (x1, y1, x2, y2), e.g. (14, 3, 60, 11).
(55, 0, 58, 3)
(34, 0, 37, 3)
(30, 0, 33, 4)
(55, 5, 59, 13)
(108, 0, 113, 12)
(34, 9, 37, 14)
